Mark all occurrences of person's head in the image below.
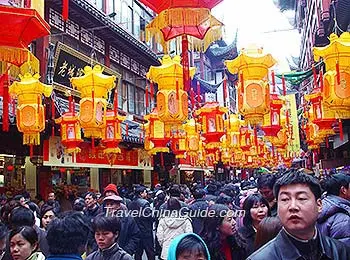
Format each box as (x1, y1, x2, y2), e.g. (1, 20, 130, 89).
(243, 193, 270, 228)
(216, 194, 234, 209)
(47, 212, 90, 255)
(257, 174, 276, 202)
(9, 226, 38, 260)
(104, 183, 119, 197)
(13, 195, 26, 207)
(135, 186, 147, 199)
(91, 216, 121, 250)
(85, 192, 97, 209)
(206, 184, 217, 195)
(254, 216, 282, 250)
(48, 192, 56, 201)
(169, 185, 181, 198)
(274, 169, 322, 240)
(168, 233, 210, 260)
(73, 197, 85, 212)
(193, 188, 206, 200)
(103, 195, 123, 213)
(26, 202, 39, 216)
(10, 206, 35, 229)
(322, 173, 350, 200)
(0, 223, 8, 258)
(40, 205, 55, 230)
(167, 197, 181, 212)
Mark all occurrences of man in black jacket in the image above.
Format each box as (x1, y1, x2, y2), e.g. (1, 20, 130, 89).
(189, 188, 208, 234)
(248, 169, 350, 260)
(128, 186, 155, 260)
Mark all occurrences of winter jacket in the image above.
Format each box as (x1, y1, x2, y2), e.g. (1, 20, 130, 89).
(317, 194, 350, 246)
(118, 215, 140, 255)
(27, 252, 45, 260)
(247, 228, 350, 260)
(238, 225, 256, 256)
(188, 199, 209, 234)
(156, 217, 193, 259)
(85, 243, 132, 260)
(127, 198, 153, 237)
(84, 205, 102, 220)
(46, 254, 83, 260)
(167, 233, 210, 260)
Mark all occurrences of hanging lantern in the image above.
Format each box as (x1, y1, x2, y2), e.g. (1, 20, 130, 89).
(144, 108, 169, 155)
(101, 110, 126, 163)
(147, 55, 196, 127)
(71, 65, 116, 139)
(261, 92, 284, 137)
(313, 32, 350, 119)
(239, 127, 253, 152)
(170, 130, 187, 159)
(182, 118, 200, 157)
(55, 107, 83, 154)
(225, 47, 276, 125)
(9, 72, 52, 146)
(225, 114, 244, 150)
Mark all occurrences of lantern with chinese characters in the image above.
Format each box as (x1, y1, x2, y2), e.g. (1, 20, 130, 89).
(195, 102, 228, 161)
(55, 98, 83, 154)
(225, 114, 243, 150)
(183, 118, 200, 157)
(147, 55, 196, 127)
(101, 110, 126, 161)
(261, 93, 284, 137)
(225, 47, 276, 125)
(9, 73, 52, 146)
(144, 108, 169, 155)
(71, 65, 116, 139)
(313, 32, 350, 119)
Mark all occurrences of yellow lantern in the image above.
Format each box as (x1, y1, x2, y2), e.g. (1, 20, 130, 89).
(182, 118, 200, 157)
(147, 55, 196, 126)
(313, 32, 350, 119)
(9, 72, 52, 146)
(225, 114, 243, 150)
(71, 65, 116, 139)
(225, 47, 276, 125)
(170, 130, 187, 159)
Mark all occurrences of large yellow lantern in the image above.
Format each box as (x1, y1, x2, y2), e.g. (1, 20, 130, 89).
(313, 32, 350, 119)
(9, 73, 52, 146)
(225, 47, 276, 125)
(147, 55, 196, 126)
(71, 65, 116, 139)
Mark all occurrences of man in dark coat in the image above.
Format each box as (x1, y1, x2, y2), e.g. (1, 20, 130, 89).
(84, 192, 102, 220)
(257, 174, 277, 217)
(189, 188, 209, 234)
(248, 169, 350, 260)
(128, 186, 155, 260)
(318, 173, 350, 246)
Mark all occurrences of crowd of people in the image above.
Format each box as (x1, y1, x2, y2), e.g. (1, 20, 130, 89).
(0, 168, 349, 260)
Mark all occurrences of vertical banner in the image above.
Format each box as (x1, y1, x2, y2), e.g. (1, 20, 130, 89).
(284, 94, 300, 156)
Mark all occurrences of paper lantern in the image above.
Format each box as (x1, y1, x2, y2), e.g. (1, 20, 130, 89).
(170, 130, 187, 159)
(182, 118, 200, 157)
(261, 93, 284, 137)
(147, 55, 196, 126)
(71, 65, 116, 139)
(313, 33, 350, 119)
(9, 73, 52, 145)
(225, 114, 244, 150)
(225, 47, 276, 125)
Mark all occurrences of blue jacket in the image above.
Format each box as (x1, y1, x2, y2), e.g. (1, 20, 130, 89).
(167, 233, 210, 260)
(46, 254, 83, 260)
(317, 195, 350, 246)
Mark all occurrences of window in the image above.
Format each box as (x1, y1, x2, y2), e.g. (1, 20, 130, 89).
(135, 87, 145, 115)
(127, 83, 135, 113)
(121, 1, 133, 33)
(134, 11, 141, 39)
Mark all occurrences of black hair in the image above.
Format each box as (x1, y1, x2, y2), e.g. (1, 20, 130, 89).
(13, 195, 24, 202)
(47, 211, 90, 255)
(167, 197, 181, 211)
(176, 236, 208, 259)
(243, 193, 271, 227)
(73, 197, 85, 212)
(92, 216, 121, 234)
(27, 202, 40, 216)
(322, 173, 350, 196)
(40, 205, 55, 219)
(216, 194, 233, 205)
(273, 169, 322, 200)
(206, 184, 217, 195)
(134, 185, 147, 196)
(193, 188, 206, 200)
(0, 222, 8, 240)
(257, 174, 276, 190)
(9, 226, 38, 251)
(169, 185, 181, 198)
(10, 206, 35, 228)
(84, 192, 97, 200)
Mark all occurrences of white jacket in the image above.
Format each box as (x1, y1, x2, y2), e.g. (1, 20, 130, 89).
(156, 217, 193, 259)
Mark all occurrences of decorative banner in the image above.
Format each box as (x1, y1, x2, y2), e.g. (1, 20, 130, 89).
(283, 94, 300, 155)
(43, 137, 153, 169)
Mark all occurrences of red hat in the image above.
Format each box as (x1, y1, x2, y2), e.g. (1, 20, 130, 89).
(104, 184, 119, 195)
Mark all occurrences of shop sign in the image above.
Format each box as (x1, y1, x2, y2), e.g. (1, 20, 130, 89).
(43, 137, 152, 169)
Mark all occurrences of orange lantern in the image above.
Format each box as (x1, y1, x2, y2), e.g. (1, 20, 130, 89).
(55, 110, 83, 154)
(170, 130, 187, 159)
(313, 33, 350, 119)
(261, 93, 284, 137)
(225, 114, 243, 150)
(225, 47, 276, 125)
(183, 118, 200, 157)
(9, 73, 52, 146)
(71, 65, 116, 139)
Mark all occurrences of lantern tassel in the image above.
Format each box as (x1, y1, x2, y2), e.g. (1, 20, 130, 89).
(240, 73, 244, 94)
(339, 119, 343, 141)
(62, 0, 69, 21)
(325, 136, 329, 148)
(282, 74, 286, 96)
(254, 127, 258, 148)
(92, 89, 95, 111)
(336, 60, 341, 85)
(271, 70, 276, 92)
(319, 70, 324, 92)
(312, 64, 318, 88)
(176, 79, 179, 100)
(190, 87, 195, 109)
(114, 89, 118, 114)
(223, 77, 227, 106)
(150, 81, 154, 106)
(145, 86, 149, 109)
(2, 74, 9, 132)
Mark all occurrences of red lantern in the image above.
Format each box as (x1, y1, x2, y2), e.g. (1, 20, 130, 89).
(7, 165, 14, 171)
(261, 93, 283, 137)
